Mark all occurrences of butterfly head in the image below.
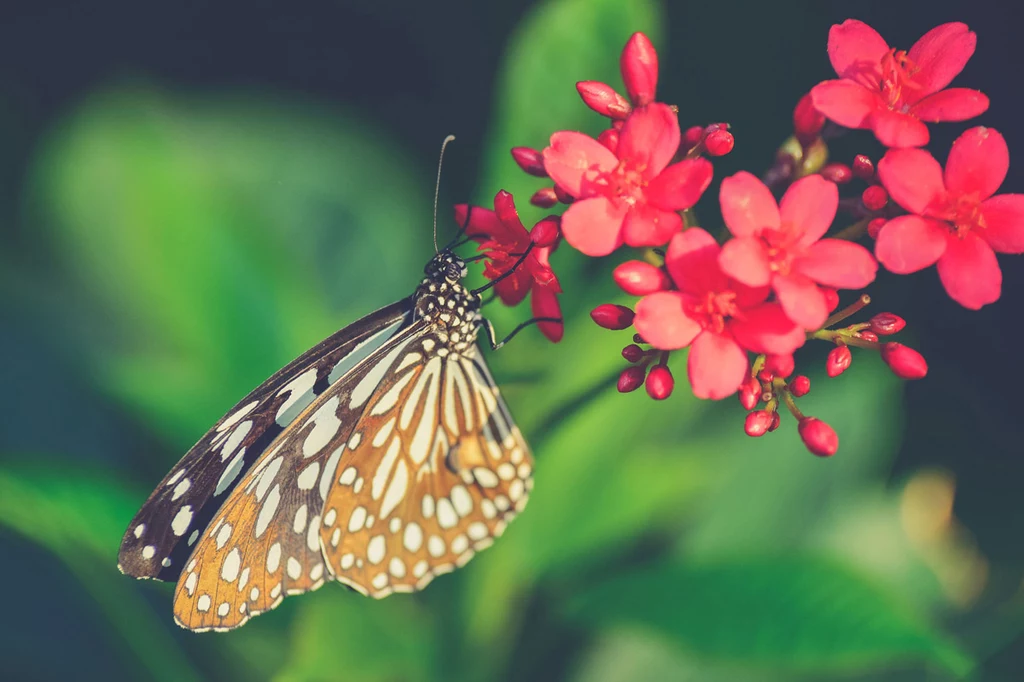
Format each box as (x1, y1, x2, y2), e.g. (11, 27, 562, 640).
(425, 249, 469, 284)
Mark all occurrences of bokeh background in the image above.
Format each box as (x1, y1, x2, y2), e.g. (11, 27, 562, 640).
(1, 1, 1023, 680)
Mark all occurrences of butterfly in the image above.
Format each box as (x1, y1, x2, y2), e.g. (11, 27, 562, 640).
(117, 247, 541, 632)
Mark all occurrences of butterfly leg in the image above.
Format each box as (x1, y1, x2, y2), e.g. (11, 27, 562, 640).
(482, 316, 563, 350)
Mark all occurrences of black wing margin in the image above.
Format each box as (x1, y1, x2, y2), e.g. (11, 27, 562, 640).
(118, 298, 415, 581)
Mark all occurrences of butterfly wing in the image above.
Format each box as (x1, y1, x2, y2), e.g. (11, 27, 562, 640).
(119, 298, 415, 581)
(172, 321, 431, 631)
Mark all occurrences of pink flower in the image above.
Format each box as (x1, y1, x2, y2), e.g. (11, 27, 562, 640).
(811, 20, 989, 148)
(876, 127, 1024, 309)
(543, 104, 713, 256)
(633, 228, 805, 400)
(718, 172, 878, 330)
(455, 191, 564, 341)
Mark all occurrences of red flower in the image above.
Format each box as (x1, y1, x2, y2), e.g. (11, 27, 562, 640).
(875, 127, 1024, 309)
(811, 20, 988, 148)
(718, 172, 877, 330)
(633, 228, 805, 400)
(455, 191, 564, 341)
(543, 104, 713, 256)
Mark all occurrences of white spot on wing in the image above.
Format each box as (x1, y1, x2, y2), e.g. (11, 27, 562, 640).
(379, 460, 409, 519)
(171, 505, 193, 536)
(367, 535, 386, 564)
(350, 336, 416, 409)
(221, 421, 253, 461)
(255, 484, 281, 538)
(275, 368, 318, 426)
(215, 449, 248, 496)
(296, 461, 320, 490)
(302, 396, 342, 458)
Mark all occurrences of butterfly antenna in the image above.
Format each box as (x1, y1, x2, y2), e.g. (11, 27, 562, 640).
(433, 134, 456, 254)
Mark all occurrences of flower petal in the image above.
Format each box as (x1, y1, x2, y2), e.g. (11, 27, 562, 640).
(773, 272, 828, 330)
(634, 291, 701, 350)
(780, 174, 839, 247)
(622, 205, 683, 248)
(543, 131, 619, 197)
(796, 239, 878, 289)
(646, 158, 714, 211)
(530, 285, 563, 342)
(907, 22, 977, 96)
(664, 227, 726, 295)
(719, 237, 771, 287)
(878, 148, 945, 215)
(719, 171, 780, 238)
(493, 190, 530, 242)
(827, 19, 888, 87)
(455, 204, 508, 243)
(980, 194, 1024, 253)
(730, 302, 807, 355)
(687, 330, 748, 400)
(494, 271, 531, 306)
(937, 231, 1001, 309)
(810, 80, 879, 129)
(911, 88, 989, 123)
(870, 109, 930, 148)
(560, 196, 627, 257)
(874, 215, 948, 274)
(618, 103, 681, 177)
(944, 127, 1007, 200)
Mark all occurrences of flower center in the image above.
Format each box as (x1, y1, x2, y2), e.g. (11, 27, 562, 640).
(760, 225, 800, 276)
(602, 160, 648, 207)
(939, 192, 985, 238)
(690, 290, 739, 334)
(879, 49, 922, 111)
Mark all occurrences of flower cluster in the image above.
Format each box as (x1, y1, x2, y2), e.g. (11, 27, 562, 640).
(459, 21, 1023, 457)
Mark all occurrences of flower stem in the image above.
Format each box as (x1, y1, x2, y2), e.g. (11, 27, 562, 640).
(775, 378, 805, 420)
(832, 218, 870, 241)
(822, 294, 870, 329)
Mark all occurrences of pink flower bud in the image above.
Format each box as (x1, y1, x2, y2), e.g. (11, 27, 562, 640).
(530, 216, 561, 248)
(553, 184, 574, 205)
(683, 125, 704, 150)
(576, 81, 631, 119)
(765, 353, 795, 378)
(705, 129, 734, 156)
(591, 303, 635, 330)
(621, 32, 658, 107)
(793, 92, 825, 143)
(789, 375, 811, 397)
(826, 345, 852, 377)
(852, 154, 874, 181)
(757, 368, 774, 383)
(613, 260, 670, 295)
(799, 417, 838, 457)
(822, 287, 840, 313)
(617, 365, 646, 393)
(646, 365, 674, 400)
(768, 412, 782, 432)
(870, 312, 906, 335)
(745, 410, 774, 437)
(597, 128, 620, 153)
(867, 217, 886, 239)
(821, 163, 853, 184)
(880, 342, 928, 380)
(857, 330, 879, 343)
(510, 147, 547, 177)
(621, 344, 644, 363)
(861, 185, 888, 211)
(738, 375, 761, 411)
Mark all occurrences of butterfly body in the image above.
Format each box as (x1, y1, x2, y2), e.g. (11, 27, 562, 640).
(119, 250, 533, 632)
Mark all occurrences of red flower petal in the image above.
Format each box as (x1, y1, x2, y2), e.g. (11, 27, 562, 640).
(911, 88, 989, 123)
(560, 196, 627, 256)
(980, 194, 1024, 253)
(875, 215, 948, 274)
(455, 204, 509, 242)
(622, 205, 683, 248)
(780, 174, 839, 247)
(493, 190, 530, 241)
(870, 109, 930, 148)
(937, 231, 1001, 309)
(618, 103, 680, 178)
(796, 239, 878, 289)
(543, 131, 618, 198)
(827, 19, 888, 87)
(944, 127, 1008, 201)
(719, 171, 780, 238)
(664, 227, 726, 295)
(772, 272, 829, 330)
(687, 330, 748, 400)
(907, 22, 977, 97)
(495, 271, 531, 306)
(729, 302, 806, 355)
(634, 291, 701, 350)
(878, 148, 945, 215)
(810, 79, 878, 129)
(531, 285, 563, 342)
(646, 158, 714, 211)
(718, 237, 771, 287)
(621, 32, 659, 107)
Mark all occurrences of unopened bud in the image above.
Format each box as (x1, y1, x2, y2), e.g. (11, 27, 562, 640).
(870, 312, 906, 335)
(621, 344, 644, 363)
(621, 32, 659, 107)
(821, 163, 853, 184)
(822, 287, 840, 313)
(591, 303, 635, 330)
(553, 184, 575, 205)
(826, 345, 852, 377)
(857, 330, 879, 343)
(705, 129, 734, 156)
(793, 92, 825, 144)
(530, 217, 561, 248)
(789, 375, 811, 397)
(576, 81, 632, 119)
(744, 410, 775, 437)
(768, 412, 782, 432)
(861, 185, 888, 211)
(764, 353, 795, 378)
(613, 260, 671, 295)
(738, 375, 761, 411)
(617, 365, 646, 393)
(880, 342, 928, 379)
(530, 187, 558, 208)
(597, 128, 620, 152)
(867, 217, 887, 239)
(683, 125, 704, 150)
(645, 365, 674, 400)
(852, 154, 874, 180)
(799, 417, 839, 457)
(510, 147, 547, 177)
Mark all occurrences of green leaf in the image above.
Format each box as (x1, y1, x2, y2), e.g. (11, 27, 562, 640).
(566, 556, 974, 677)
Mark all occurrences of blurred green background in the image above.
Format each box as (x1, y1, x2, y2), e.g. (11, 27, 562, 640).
(1, 1, 1023, 680)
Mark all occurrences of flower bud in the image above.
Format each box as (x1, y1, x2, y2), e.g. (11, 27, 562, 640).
(793, 92, 825, 144)
(880, 342, 928, 379)
(826, 345, 852, 377)
(510, 147, 548, 177)
(744, 410, 774, 437)
(530, 187, 558, 208)
(645, 365, 674, 400)
(857, 330, 879, 343)
(861, 185, 888, 211)
(705, 129, 734, 156)
(768, 412, 782, 432)
(613, 260, 670, 295)
(765, 353, 795, 378)
(852, 154, 874, 180)
(597, 128, 620, 153)
(530, 216, 561, 248)
(822, 287, 840, 313)
(738, 375, 761, 411)
(591, 303, 635, 330)
(621, 344, 644, 363)
(621, 32, 658, 107)
(789, 375, 811, 397)
(757, 368, 774, 383)
(870, 312, 906, 335)
(617, 366, 646, 393)
(553, 184, 575, 205)
(821, 163, 853, 184)
(799, 417, 838, 457)
(867, 217, 886, 239)
(576, 81, 631, 119)
(683, 125, 704, 150)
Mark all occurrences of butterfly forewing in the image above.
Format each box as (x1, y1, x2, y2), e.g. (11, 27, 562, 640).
(119, 299, 414, 581)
